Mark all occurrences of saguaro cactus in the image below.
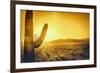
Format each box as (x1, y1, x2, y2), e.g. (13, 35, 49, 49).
(22, 10, 48, 62)
(35, 23, 48, 48)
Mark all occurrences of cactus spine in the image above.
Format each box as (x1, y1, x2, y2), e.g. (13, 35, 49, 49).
(22, 10, 48, 62)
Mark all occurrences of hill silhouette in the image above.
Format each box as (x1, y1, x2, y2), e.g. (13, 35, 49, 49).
(46, 38, 89, 44)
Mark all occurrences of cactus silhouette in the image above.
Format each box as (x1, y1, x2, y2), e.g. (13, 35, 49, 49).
(22, 10, 48, 62)
(35, 23, 48, 48)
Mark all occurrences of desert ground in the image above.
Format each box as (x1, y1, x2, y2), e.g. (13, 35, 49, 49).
(35, 39, 89, 62)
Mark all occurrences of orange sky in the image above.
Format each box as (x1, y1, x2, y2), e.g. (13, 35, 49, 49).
(21, 10, 90, 43)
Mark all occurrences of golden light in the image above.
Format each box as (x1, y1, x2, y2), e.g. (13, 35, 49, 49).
(21, 10, 90, 44)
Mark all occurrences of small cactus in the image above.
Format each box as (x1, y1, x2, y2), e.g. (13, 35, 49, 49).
(21, 10, 48, 62)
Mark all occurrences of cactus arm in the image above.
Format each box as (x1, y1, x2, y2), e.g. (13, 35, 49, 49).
(35, 23, 48, 48)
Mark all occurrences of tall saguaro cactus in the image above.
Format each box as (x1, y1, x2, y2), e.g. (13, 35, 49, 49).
(22, 10, 48, 62)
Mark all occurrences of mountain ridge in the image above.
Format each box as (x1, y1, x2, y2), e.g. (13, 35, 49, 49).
(45, 38, 89, 44)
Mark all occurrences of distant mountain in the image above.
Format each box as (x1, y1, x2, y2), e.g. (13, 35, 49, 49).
(46, 38, 89, 44)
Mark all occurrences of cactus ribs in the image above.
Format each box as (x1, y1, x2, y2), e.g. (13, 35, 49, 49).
(21, 10, 48, 62)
